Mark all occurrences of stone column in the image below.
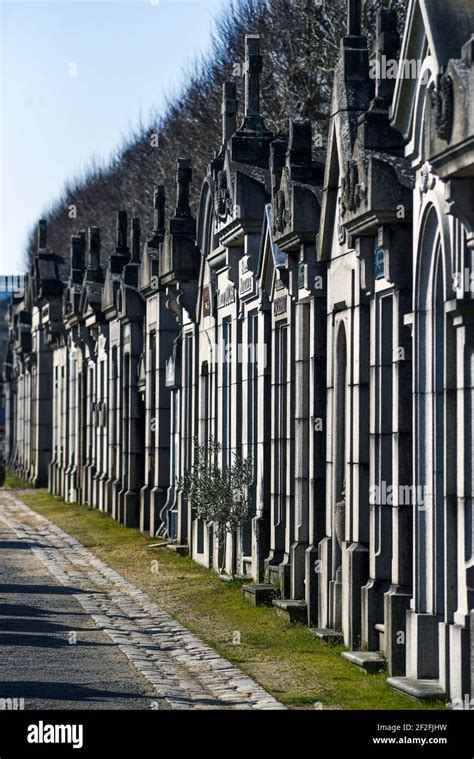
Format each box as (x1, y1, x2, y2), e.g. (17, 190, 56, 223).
(110, 324, 123, 520)
(265, 304, 293, 594)
(252, 302, 271, 582)
(149, 300, 180, 536)
(36, 327, 52, 488)
(290, 300, 310, 600)
(362, 291, 391, 653)
(306, 261, 327, 626)
(384, 287, 413, 675)
(107, 343, 118, 517)
(444, 299, 474, 699)
(122, 322, 145, 528)
(342, 295, 370, 650)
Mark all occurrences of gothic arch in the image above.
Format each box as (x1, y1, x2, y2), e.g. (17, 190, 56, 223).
(197, 178, 215, 259)
(415, 198, 452, 308)
(328, 317, 349, 632)
(413, 201, 456, 620)
(406, 55, 437, 165)
(334, 319, 348, 509)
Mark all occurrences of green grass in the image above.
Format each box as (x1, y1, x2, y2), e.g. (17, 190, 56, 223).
(4, 472, 35, 489)
(5, 479, 445, 711)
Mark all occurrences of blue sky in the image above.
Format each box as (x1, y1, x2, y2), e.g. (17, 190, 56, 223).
(0, 0, 227, 274)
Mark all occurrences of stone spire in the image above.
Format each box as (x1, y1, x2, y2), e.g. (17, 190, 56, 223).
(85, 226, 103, 283)
(168, 158, 195, 241)
(374, 9, 399, 103)
(131, 217, 141, 262)
(361, 8, 403, 152)
(222, 82, 237, 146)
(230, 34, 273, 167)
(71, 232, 86, 275)
(175, 159, 192, 220)
(115, 210, 129, 256)
(341, 0, 371, 96)
(347, 0, 362, 37)
(244, 35, 262, 118)
(88, 227, 101, 272)
(123, 216, 142, 286)
(37, 220, 47, 251)
(108, 210, 131, 276)
(288, 119, 313, 181)
(147, 185, 166, 248)
(160, 158, 198, 284)
(240, 34, 270, 134)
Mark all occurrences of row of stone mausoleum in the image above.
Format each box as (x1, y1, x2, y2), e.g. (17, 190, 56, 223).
(4, 0, 474, 705)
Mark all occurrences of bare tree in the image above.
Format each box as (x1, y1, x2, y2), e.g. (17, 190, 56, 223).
(25, 0, 408, 269)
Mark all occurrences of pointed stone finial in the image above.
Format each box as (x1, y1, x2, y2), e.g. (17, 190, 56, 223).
(342, 0, 370, 84)
(377, 11, 398, 54)
(147, 185, 166, 248)
(377, 7, 397, 37)
(116, 210, 129, 255)
(160, 159, 197, 283)
(88, 227, 101, 271)
(244, 35, 262, 117)
(347, 0, 362, 37)
(230, 33, 272, 164)
(175, 159, 192, 218)
(155, 185, 166, 235)
(38, 220, 47, 250)
(222, 82, 237, 145)
(289, 119, 312, 170)
(131, 217, 141, 262)
(270, 139, 287, 198)
(375, 8, 399, 62)
(71, 232, 86, 272)
(373, 9, 400, 104)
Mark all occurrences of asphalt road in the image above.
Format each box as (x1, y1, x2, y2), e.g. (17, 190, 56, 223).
(0, 491, 283, 711)
(0, 520, 158, 710)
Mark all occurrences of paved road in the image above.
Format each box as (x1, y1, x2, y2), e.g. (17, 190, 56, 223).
(0, 490, 283, 711)
(0, 518, 157, 709)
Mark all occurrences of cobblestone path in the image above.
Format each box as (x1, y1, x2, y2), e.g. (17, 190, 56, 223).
(0, 490, 284, 710)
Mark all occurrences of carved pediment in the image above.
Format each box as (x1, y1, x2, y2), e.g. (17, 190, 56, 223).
(102, 273, 117, 312)
(433, 71, 454, 143)
(214, 168, 233, 222)
(341, 159, 366, 216)
(274, 168, 292, 235)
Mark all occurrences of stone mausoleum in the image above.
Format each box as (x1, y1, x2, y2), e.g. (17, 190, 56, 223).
(4, 0, 474, 705)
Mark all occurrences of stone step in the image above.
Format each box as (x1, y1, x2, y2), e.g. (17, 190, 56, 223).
(272, 599, 307, 624)
(309, 627, 343, 642)
(166, 544, 189, 556)
(387, 677, 445, 702)
(242, 583, 277, 607)
(342, 650, 386, 674)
